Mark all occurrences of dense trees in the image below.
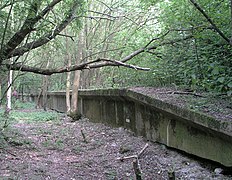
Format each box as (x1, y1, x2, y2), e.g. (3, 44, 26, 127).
(158, 0, 232, 94)
(0, 0, 231, 105)
(100, 0, 232, 94)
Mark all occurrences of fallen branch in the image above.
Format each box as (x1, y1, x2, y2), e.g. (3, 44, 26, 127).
(138, 143, 149, 158)
(117, 143, 149, 161)
(81, 129, 88, 143)
(117, 155, 137, 161)
(116, 143, 148, 180)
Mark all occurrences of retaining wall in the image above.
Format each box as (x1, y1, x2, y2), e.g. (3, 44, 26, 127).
(27, 89, 232, 167)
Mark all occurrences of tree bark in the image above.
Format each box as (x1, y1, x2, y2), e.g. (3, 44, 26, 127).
(70, 29, 84, 119)
(6, 67, 13, 111)
(65, 30, 72, 114)
(231, 0, 232, 43)
(36, 88, 42, 109)
(42, 60, 50, 111)
(0, 82, 2, 104)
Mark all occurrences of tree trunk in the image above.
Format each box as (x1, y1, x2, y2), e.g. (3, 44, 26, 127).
(42, 60, 50, 111)
(6, 67, 13, 112)
(36, 88, 42, 109)
(66, 67, 71, 113)
(65, 30, 72, 114)
(0, 81, 2, 105)
(70, 30, 84, 119)
(21, 84, 24, 102)
(70, 70, 81, 116)
(231, 0, 232, 43)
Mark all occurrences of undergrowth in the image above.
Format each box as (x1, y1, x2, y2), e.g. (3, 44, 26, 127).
(10, 110, 59, 123)
(0, 101, 60, 123)
(0, 102, 60, 148)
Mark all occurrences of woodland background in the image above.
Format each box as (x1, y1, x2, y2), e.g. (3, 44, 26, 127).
(0, 0, 231, 110)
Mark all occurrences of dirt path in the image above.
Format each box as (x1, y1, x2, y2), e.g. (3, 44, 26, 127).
(0, 115, 231, 179)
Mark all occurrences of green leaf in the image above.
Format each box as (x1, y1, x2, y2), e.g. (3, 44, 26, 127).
(227, 91, 232, 96)
(212, 67, 219, 75)
(228, 82, 232, 88)
(217, 77, 225, 83)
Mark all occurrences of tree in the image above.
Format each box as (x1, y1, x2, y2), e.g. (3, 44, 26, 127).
(2, 0, 231, 98)
(0, 0, 149, 76)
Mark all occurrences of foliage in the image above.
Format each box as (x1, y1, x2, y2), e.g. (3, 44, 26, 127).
(156, 0, 232, 94)
(97, 0, 232, 95)
(1, 0, 231, 96)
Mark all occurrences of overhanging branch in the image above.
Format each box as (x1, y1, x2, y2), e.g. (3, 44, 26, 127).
(5, 27, 196, 75)
(6, 58, 150, 75)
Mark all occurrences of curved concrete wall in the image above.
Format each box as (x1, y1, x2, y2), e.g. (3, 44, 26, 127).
(28, 89, 232, 167)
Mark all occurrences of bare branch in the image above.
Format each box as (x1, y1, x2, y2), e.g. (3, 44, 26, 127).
(58, 33, 75, 41)
(81, 15, 116, 21)
(95, 0, 113, 11)
(83, 47, 126, 60)
(89, 34, 194, 71)
(170, 25, 212, 32)
(144, 31, 170, 49)
(88, 10, 120, 19)
(94, 58, 150, 71)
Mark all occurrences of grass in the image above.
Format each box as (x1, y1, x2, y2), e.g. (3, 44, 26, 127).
(1, 102, 60, 124)
(14, 101, 35, 109)
(10, 110, 60, 123)
(0, 102, 61, 149)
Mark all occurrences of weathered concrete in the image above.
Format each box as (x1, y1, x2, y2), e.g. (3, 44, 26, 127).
(26, 88, 232, 167)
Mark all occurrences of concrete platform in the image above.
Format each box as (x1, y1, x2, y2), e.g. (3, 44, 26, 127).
(28, 88, 232, 167)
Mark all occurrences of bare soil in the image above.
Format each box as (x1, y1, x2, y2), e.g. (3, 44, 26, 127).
(0, 113, 231, 179)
